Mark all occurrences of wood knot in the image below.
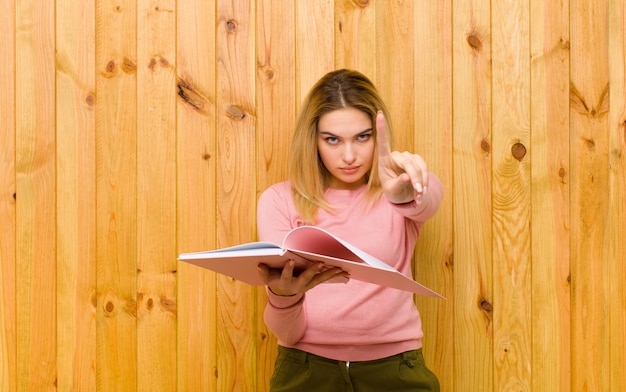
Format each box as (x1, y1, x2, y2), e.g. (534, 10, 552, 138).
(480, 139, 491, 154)
(226, 19, 238, 32)
(177, 78, 210, 112)
(202, 153, 211, 160)
(584, 138, 595, 150)
(558, 167, 567, 184)
(146, 297, 154, 311)
(121, 57, 137, 74)
(479, 298, 493, 313)
(12, 193, 16, 200)
(159, 57, 170, 67)
(102, 60, 116, 78)
(104, 301, 115, 314)
(148, 58, 157, 71)
(227, 105, 246, 120)
(511, 142, 526, 161)
(467, 34, 482, 51)
(85, 93, 95, 106)
(161, 297, 177, 315)
(149, 57, 170, 71)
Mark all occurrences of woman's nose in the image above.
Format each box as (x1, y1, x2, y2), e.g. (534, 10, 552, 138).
(342, 144, 356, 163)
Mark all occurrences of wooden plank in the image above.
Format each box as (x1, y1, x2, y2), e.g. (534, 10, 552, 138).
(55, 0, 97, 389)
(216, 0, 257, 390)
(413, 1, 454, 389)
(136, 1, 177, 391)
(0, 0, 16, 390)
(176, 0, 218, 390)
(255, 1, 295, 390)
(491, 1, 532, 389)
(14, 0, 57, 390)
(295, 0, 334, 107)
(569, 0, 609, 390)
(375, 0, 414, 151)
(606, 0, 625, 389)
(451, 0, 493, 390)
(529, 0, 571, 390)
(335, 0, 377, 79)
(95, 0, 138, 389)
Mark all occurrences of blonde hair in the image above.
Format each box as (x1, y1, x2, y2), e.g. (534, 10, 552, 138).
(288, 69, 394, 223)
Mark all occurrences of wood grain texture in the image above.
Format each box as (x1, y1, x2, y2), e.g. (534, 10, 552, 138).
(55, 0, 97, 389)
(295, 0, 334, 107)
(452, 1, 493, 390)
(335, 0, 377, 79)
(176, 0, 218, 390)
(216, 0, 258, 390)
(530, 0, 571, 391)
(0, 0, 16, 390)
(136, 1, 178, 390)
(255, 1, 295, 389)
(95, 0, 138, 389)
(15, 0, 57, 389)
(570, 0, 609, 390)
(606, 0, 625, 389)
(376, 0, 414, 151)
(491, 1, 532, 390)
(413, 1, 454, 390)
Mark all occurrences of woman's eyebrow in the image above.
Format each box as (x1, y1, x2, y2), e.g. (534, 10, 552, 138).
(319, 128, 373, 137)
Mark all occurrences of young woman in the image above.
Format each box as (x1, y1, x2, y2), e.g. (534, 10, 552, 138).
(257, 69, 443, 392)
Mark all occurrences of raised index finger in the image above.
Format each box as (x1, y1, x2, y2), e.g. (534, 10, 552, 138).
(376, 111, 392, 159)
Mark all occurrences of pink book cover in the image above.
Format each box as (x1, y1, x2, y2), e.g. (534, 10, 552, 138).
(178, 226, 444, 299)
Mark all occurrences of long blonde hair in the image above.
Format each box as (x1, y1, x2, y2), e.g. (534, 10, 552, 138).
(289, 69, 394, 223)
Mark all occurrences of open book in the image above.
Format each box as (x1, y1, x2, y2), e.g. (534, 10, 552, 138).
(178, 226, 444, 299)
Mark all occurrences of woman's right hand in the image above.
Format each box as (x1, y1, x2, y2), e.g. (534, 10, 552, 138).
(257, 260, 348, 296)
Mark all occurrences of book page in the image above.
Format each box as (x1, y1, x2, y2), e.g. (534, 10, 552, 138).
(283, 226, 395, 271)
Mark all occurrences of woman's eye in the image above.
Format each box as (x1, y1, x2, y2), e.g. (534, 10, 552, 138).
(357, 133, 372, 142)
(326, 137, 339, 144)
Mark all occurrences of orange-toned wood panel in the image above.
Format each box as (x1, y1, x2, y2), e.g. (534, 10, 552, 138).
(295, 0, 334, 106)
(176, 0, 218, 390)
(15, 0, 56, 389)
(136, 0, 178, 390)
(255, 1, 296, 389)
(570, 0, 609, 390)
(0, 0, 16, 390)
(376, 0, 414, 151)
(491, 1, 532, 389)
(530, 0, 571, 390)
(215, 0, 258, 390)
(413, 1, 454, 390)
(95, 0, 138, 389)
(452, 0, 493, 390)
(335, 0, 377, 78)
(55, 0, 97, 389)
(606, 1, 626, 389)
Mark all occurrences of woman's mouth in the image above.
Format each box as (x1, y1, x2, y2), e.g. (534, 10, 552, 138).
(340, 166, 360, 174)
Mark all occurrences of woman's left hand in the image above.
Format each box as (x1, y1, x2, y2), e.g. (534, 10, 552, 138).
(375, 111, 428, 204)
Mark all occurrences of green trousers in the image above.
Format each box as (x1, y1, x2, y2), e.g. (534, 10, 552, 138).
(269, 346, 440, 392)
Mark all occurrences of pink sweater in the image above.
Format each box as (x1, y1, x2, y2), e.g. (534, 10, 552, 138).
(257, 175, 443, 361)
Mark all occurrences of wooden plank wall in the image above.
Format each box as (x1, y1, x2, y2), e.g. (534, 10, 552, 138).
(0, 1, 624, 391)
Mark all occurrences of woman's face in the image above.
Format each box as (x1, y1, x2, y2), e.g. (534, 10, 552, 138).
(317, 107, 375, 190)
